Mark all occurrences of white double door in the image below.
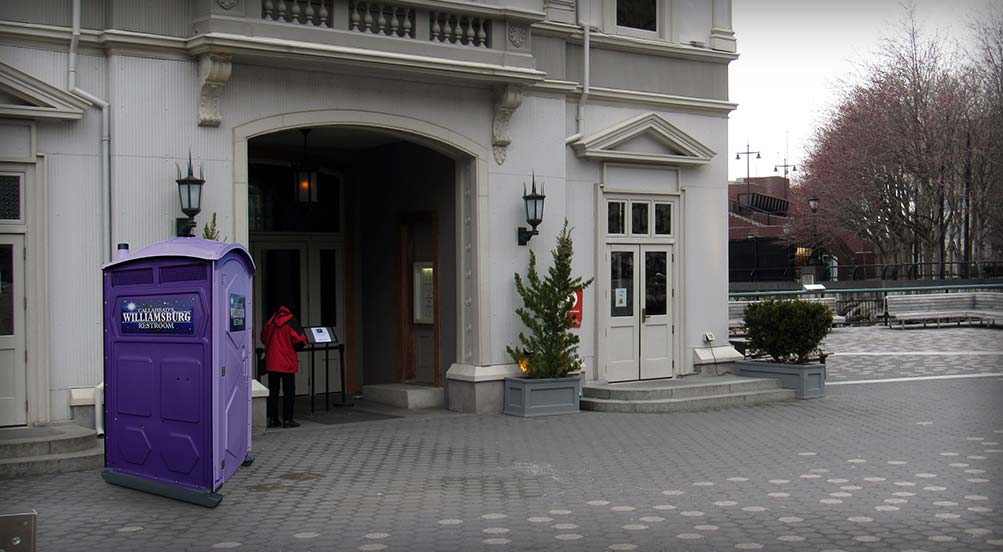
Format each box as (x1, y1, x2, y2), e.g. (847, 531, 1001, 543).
(605, 244, 674, 382)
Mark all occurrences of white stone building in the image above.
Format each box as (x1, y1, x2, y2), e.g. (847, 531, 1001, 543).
(0, 0, 739, 426)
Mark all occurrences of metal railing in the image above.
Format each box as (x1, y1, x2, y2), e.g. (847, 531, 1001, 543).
(730, 283, 1003, 326)
(730, 260, 1003, 283)
(823, 261, 1003, 282)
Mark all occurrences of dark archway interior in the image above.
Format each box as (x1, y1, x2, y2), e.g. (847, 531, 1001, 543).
(248, 127, 457, 394)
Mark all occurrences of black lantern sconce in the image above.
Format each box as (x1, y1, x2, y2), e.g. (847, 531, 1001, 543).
(175, 152, 205, 237)
(808, 196, 819, 213)
(518, 173, 546, 246)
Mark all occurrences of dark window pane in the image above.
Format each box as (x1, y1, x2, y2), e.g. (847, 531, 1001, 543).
(608, 201, 625, 234)
(0, 175, 20, 220)
(655, 203, 672, 235)
(631, 202, 649, 235)
(248, 184, 264, 232)
(0, 244, 12, 335)
(617, 0, 656, 31)
(645, 251, 667, 316)
(264, 249, 301, 323)
(320, 249, 337, 327)
(610, 251, 634, 317)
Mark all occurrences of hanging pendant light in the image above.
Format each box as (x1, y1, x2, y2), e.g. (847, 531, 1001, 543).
(294, 128, 318, 203)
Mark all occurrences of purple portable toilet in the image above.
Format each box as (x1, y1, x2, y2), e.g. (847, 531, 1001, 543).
(101, 238, 255, 507)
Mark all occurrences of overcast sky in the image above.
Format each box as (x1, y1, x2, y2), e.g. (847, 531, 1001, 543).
(727, 0, 994, 181)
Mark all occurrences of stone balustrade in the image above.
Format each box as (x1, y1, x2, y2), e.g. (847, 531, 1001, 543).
(263, 1, 334, 27)
(261, 0, 492, 48)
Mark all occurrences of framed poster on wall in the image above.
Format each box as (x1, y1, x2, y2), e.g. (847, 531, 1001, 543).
(413, 262, 434, 324)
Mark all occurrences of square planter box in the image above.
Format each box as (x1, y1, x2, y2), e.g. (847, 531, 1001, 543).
(503, 376, 581, 417)
(735, 360, 826, 399)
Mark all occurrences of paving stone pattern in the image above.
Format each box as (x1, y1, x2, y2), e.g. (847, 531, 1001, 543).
(3, 377, 1002, 551)
(824, 327, 1003, 381)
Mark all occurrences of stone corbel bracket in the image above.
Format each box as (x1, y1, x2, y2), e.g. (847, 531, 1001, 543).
(492, 84, 524, 165)
(197, 53, 233, 127)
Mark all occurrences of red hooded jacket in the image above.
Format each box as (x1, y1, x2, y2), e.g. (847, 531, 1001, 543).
(260, 306, 307, 374)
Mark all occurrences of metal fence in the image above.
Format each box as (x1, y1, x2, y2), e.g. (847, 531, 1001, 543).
(730, 283, 1003, 326)
(822, 261, 1003, 282)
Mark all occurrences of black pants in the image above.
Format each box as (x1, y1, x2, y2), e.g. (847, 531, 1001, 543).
(267, 372, 296, 422)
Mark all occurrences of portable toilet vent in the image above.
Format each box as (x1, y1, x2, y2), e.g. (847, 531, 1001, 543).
(101, 238, 255, 507)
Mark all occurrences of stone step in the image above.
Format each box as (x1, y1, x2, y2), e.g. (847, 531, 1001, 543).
(0, 444, 104, 479)
(582, 377, 782, 401)
(0, 423, 98, 459)
(580, 388, 796, 413)
(363, 384, 445, 409)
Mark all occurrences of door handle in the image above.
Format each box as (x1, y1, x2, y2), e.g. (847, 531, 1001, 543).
(641, 307, 647, 322)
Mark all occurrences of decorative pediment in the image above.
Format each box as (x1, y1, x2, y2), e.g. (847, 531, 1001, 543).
(0, 62, 90, 121)
(572, 113, 716, 166)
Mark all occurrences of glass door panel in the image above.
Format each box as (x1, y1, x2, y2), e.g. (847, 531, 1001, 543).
(640, 246, 672, 380)
(610, 251, 634, 318)
(263, 249, 302, 320)
(644, 251, 667, 317)
(606, 247, 639, 382)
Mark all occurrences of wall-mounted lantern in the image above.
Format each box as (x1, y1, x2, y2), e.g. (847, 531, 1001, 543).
(518, 174, 545, 246)
(808, 196, 819, 213)
(176, 152, 205, 237)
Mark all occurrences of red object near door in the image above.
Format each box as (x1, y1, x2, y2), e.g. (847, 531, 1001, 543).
(569, 289, 583, 328)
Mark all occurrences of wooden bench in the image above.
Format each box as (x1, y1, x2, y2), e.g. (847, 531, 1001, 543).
(885, 292, 1003, 328)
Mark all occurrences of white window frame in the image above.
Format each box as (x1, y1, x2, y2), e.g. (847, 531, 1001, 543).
(653, 201, 673, 236)
(604, 0, 672, 41)
(606, 199, 628, 236)
(629, 200, 651, 237)
(0, 172, 25, 225)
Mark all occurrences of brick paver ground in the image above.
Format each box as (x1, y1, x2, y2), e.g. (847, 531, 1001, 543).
(3, 327, 1001, 551)
(825, 326, 1003, 381)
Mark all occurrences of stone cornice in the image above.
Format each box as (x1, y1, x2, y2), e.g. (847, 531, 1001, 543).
(529, 80, 737, 115)
(532, 21, 740, 64)
(0, 21, 546, 86)
(188, 33, 547, 85)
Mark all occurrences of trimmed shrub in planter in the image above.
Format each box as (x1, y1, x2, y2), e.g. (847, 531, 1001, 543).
(504, 220, 592, 417)
(745, 300, 832, 364)
(736, 300, 832, 399)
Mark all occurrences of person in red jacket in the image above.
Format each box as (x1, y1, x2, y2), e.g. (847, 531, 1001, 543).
(261, 305, 307, 428)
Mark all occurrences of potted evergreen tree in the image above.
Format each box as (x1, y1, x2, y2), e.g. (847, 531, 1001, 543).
(734, 299, 832, 398)
(504, 221, 592, 417)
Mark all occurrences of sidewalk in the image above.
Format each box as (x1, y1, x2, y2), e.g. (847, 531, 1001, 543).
(2, 326, 1001, 551)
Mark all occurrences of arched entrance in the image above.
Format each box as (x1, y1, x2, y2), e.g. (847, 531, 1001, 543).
(234, 112, 488, 404)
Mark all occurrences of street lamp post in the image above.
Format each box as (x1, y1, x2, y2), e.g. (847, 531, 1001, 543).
(808, 195, 819, 251)
(774, 158, 796, 199)
(735, 141, 761, 199)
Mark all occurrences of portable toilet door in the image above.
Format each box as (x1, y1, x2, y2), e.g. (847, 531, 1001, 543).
(214, 249, 254, 487)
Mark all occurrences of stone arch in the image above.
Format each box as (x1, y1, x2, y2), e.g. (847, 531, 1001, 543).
(232, 109, 489, 378)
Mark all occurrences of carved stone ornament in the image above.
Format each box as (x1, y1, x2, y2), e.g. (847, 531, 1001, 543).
(508, 25, 528, 49)
(217, 0, 238, 9)
(492, 85, 524, 165)
(197, 53, 232, 127)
